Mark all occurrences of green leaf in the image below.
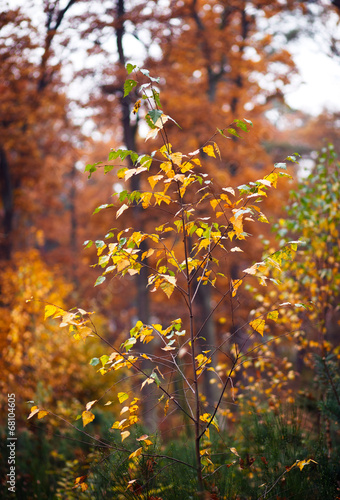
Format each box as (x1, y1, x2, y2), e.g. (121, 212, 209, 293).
(126, 63, 137, 75)
(148, 109, 163, 125)
(93, 204, 114, 215)
(123, 79, 137, 97)
(227, 128, 241, 138)
(234, 119, 249, 132)
(94, 276, 106, 287)
(90, 357, 100, 366)
(95, 240, 105, 248)
(100, 354, 110, 366)
(152, 89, 161, 107)
(150, 372, 161, 387)
(274, 162, 287, 169)
(104, 165, 115, 174)
(85, 162, 102, 179)
(83, 240, 93, 249)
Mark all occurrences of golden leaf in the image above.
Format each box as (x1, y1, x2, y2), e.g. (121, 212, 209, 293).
(37, 410, 49, 419)
(129, 447, 143, 459)
(82, 410, 95, 427)
(118, 392, 129, 404)
(27, 406, 39, 420)
(249, 317, 265, 336)
(203, 144, 216, 158)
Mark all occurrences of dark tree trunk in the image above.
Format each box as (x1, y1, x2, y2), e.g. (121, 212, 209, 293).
(0, 146, 13, 260)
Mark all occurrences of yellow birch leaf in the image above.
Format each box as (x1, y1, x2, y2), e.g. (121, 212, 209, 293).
(27, 406, 39, 419)
(118, 392, 129, 403)
(82, 410, 95, 427)
(296, 459, 317, 470)
(44, 304, 58, 320)
(232, 279, 243, 297)
(230, 447, 240, 458)
(264, 172, 278, 188)
(117, 259, 130, 272)
(203, 144, 216, 158)
(129, 447, 143, 459)
(267, 310, 279, 321)
(249, 317, 265, 336)
(170, 152, 182, 166)
(210, 199, 220, 210)
(37, 410, 49, 419)
(230, 215, 244, 239)
(164, 399, 169, 416)
(148, 175, 163, 190)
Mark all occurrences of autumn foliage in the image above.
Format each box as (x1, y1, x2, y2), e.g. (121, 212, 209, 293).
(1, 1, 340, 498)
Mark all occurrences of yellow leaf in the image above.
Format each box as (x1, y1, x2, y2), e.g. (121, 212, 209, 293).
(74, 475, 87, 488)
(203, 144, 216, 158)
(82, 410, 95, 427)
(264, 172, 278, 188)
(118, 392, 129, 404)
(129, 447, 143, 459)
(170, 152, 182, 166)
(140, 192, 152, 208)
(230, 215, 244, 239)
(121, 431, 130, 442)
(44, 304, 58, 320)
(148, 175, 163, 190)
(249, 317, 265, 336)
(27, 406, 39, 420)
(117, 259, 130, 273)
(230, 447, 240, 458)
(210, 199, 220, 211)
(160, 275, 176, 298)
(231, 279, 242, 297)
(267, 310, 279, 321)
(37, 410, 49, 419)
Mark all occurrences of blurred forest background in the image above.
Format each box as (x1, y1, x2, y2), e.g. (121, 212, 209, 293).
(1, 0, 340, 498)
